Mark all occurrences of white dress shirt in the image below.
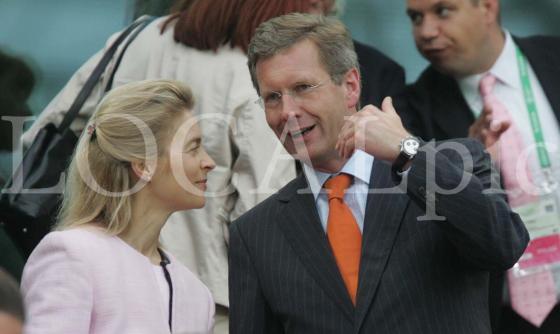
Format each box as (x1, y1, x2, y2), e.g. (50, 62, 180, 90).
(457, 31, 560, 189)
(303, 150, 374, 233)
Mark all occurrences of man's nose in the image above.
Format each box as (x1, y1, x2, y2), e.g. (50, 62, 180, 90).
(417, 16, 439, 41)
(279, 93, 301, 122)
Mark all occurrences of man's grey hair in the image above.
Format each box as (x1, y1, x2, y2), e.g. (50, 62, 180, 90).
(247, 13, 359, 94)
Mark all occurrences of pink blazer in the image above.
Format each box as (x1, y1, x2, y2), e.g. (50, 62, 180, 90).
(21, 227, 214, 334)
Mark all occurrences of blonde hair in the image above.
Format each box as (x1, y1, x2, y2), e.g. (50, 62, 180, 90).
(57, 80, 194, 234)
(247, 13, 358, 94)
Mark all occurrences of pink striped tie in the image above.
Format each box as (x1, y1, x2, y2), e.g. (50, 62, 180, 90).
(479, 73, 536, 207)
(480, 73, 556, 327)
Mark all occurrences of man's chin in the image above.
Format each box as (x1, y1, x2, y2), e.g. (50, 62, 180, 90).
(427, 62, 451, 76)
(428, 58, 463, 77)
(288, 143, 312, 160)
(292, 150, 317, 167)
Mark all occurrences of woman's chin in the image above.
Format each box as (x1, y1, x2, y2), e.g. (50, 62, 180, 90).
(180, 197, 206, 211)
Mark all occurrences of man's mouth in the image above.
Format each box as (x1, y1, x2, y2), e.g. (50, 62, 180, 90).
(423, 47, 448, 57)
(290, 125, 315, 139)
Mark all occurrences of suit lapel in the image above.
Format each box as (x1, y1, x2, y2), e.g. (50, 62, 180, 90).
(431, 71, 475, 139)
(515, 36, 560, 124)
(355, 160, 410, 331)
(276, 174, 355, 322)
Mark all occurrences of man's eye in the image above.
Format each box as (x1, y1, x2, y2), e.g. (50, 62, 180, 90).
(294, 84, 313, 94)
(407, 12, 423, 25)
(436, 6, 450, 18)
(265, 93, 281, 104)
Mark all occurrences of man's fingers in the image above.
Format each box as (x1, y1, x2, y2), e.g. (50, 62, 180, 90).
(481, 128, 489, 141)
(341, 135, 356, 159)
(490, 120, 502, 132)
(359, 104, 378, 114)
(469, 119, 485, 139)
(482, 102, 493, 115)
(337, 119, 354, 156)
(337, 135, 353, 159)
(498, 120, 511, 134)
(339, 116, 356, 139)
(483, 113, 493, 127)
(381, 96, 396, 115)
(490, 119, 511, 134)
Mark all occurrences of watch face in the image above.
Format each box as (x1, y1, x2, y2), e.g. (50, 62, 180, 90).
(403, 138, 420, 156)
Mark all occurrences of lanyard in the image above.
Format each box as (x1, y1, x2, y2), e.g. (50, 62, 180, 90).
(515, 46, 551, 170)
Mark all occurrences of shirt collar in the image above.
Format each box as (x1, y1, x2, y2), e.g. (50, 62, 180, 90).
(303, 150, 374, 201)
(492, 31, 520, 89)
(457, 31, 520, 115)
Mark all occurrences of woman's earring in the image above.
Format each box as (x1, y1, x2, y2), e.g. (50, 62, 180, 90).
(142, 173, 152, 182)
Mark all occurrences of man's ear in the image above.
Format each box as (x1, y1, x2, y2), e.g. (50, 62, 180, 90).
(480, 0, 500, 25)
(131, 160, 152, 182)
(343, 67, 361, 109)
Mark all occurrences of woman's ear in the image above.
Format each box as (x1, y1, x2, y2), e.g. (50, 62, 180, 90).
(344, 67, 361, 110)
(131, 161, 152, 182)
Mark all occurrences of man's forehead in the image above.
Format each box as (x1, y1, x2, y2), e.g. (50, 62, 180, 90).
(255, 40, 326, 88)
(258, 39, 320, 66)
(407, 0, 463, 11)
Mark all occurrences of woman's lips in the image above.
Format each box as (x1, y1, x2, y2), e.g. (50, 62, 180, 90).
(196, 179, 208, 190)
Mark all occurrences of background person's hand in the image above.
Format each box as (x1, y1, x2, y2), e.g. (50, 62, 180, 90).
(468, 102, 510, 161)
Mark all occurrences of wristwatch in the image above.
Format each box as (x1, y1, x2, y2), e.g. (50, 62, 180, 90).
(392, 135, 420, 173)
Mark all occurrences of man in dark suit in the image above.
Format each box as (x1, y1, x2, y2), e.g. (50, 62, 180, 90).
(229, 12, 528, 333)
(402, 0, 560, 332)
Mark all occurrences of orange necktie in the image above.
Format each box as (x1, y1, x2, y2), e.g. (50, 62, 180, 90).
(324, 173, 362, 305)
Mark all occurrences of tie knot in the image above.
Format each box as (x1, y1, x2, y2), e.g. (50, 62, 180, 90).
(324, 173, 352, 200)
(479, 73, 496, 97)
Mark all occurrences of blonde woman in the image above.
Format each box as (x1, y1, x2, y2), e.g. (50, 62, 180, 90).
(20, 80, 216, 334)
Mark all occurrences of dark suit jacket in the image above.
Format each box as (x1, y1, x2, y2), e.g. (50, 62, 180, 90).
(229, 139, 529, 334)
(401, 35, 560, 333)
(354, 40, 405, 108)
(401, 35, 560, 141)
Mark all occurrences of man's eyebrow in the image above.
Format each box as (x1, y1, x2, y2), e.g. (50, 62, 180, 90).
(261, 78, 318, 93)
(406, 8, 421, 16)
(407, 0, 448, 15)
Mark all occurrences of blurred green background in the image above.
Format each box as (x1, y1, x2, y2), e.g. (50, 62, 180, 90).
(0, 0, 559, 116)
